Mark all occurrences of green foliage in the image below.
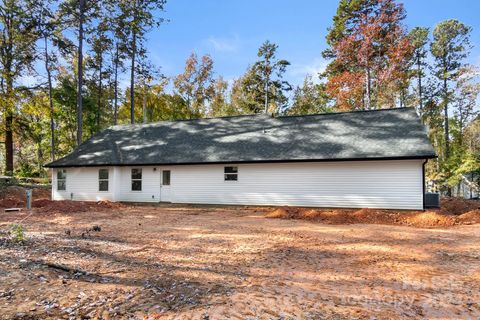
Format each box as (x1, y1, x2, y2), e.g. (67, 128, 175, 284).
(286, 75, 332, 115)
(431, 19, 472, 82)
(173, 53, 216, 118)
(231, 41, 291, 114)
(0, 0, 478, 200)
(9, 224, 26, 243)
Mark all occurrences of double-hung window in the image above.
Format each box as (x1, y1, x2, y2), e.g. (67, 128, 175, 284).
(57, 169, 66, 191)
(131, 169, 142, 191)
(224, 166, 238, 181)
(99, 169, 109, 191)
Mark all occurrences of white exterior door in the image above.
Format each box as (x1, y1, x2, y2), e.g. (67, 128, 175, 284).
(160, 169, 172, 202)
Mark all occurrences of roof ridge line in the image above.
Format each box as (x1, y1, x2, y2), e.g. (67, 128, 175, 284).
(110, 113, 268, 129)
(276, 107, 414, 119)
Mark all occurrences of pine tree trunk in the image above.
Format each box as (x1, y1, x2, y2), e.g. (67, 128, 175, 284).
(417, 55, 423, 112)
(76, 0, 85, 146)
(3, 12, 14, 175)
(96, 56, 102, 131)
(44, 36, 55, 161)
(365, 67, 372, 110)
(443, 77, 449, 159)
(130, 0, 138, 125)
(142, 83, 147, 124)
(130, 31, 136, 124)
(5, 113, 13, 175)
(443, 74, 451, 197)
(113, 42, 119, 125)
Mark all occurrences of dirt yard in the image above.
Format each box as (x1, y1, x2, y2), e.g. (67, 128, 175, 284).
(0, 203, 479, 319)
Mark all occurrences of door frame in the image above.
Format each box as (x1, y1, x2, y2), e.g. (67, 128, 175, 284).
(160, 168, 172, 202)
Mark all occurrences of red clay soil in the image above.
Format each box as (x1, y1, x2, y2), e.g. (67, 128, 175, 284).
(0, 185, 50, 208)
(30, 199, 128, 213)
(2, 185, 479, 227)
(265, 197, 480, 228)
(1, 205, 480, 319)
(0, 185, 127, 213)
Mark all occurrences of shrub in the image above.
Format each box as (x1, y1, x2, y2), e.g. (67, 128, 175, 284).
(9, 224, 26, 243)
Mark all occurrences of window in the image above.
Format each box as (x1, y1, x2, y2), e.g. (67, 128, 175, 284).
(57, 169, 66, 191)
(99, 169, 109, 191)
(131, 168, 142, 191)
(162, 170, 171, 185)
(224, 166, 238, 181)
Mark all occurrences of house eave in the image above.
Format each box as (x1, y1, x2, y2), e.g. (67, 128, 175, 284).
(44, 154, 437, 168)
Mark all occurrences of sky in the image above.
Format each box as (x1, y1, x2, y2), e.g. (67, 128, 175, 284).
(144, 0, 480, 89)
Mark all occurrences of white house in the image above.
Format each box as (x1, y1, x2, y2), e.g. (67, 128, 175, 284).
(45, 108, 436, 210)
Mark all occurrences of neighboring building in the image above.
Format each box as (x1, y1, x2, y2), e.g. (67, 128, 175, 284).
(453, 173, 479, 199)
(45, 107, 436, 210)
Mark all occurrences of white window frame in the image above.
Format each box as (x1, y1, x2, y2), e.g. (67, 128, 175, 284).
(131, 168, 142, 191)
(99, 169, 109, 192)
(57, 169, 67, 191)
(224, 166, 238, 182)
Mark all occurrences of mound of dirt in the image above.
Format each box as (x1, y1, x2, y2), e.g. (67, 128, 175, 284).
(95, 200, 126, 209)
(0, 198, 25, 208)
(33, 199, 128, 214)
(440, 197, 480, 215)
(265, 207, 295, 219)
(403, 211, 456, 228)
(456, 209, 480, 224)
(32, 188, 51, 200)
(32, 198, 54, 208)
(0, 185, 51, 208)
(0, 185, 26, 201)
(265, 199, 480, 228)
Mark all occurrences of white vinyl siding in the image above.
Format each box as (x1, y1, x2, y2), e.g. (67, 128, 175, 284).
(168, 160, 424, 210)
(52, 167, 114, 201)
(117, 167, 160, 202)
(51, 160, 424, 209)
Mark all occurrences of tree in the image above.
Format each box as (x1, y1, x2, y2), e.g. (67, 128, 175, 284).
(57, 0, 99, 145)
(37, 2, 63, 162)
(0, 0, 39, 175)
(323, 0, 412, 110)
(173, 53, 215, 118)
(452, 66, 479, 145)
(105, 0, 129, 125)
(408, 27, 429, 113)
(287, 75, 331, 115)
(209, 77, 239, 117)
(87, 16, 113, 132)
(119, 0, 166, 124)
(76, 0, 85, 145)
(16, 90, 51, 175)
(231, 41, 291, 114)
(431, 19, 472, 161)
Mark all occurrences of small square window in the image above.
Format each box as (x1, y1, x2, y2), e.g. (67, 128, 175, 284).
(162, 170, 170, 185)
(224, 166, 238, 181)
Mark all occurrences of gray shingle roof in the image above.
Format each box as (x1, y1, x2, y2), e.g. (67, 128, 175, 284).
(45, 107, 436, 168)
